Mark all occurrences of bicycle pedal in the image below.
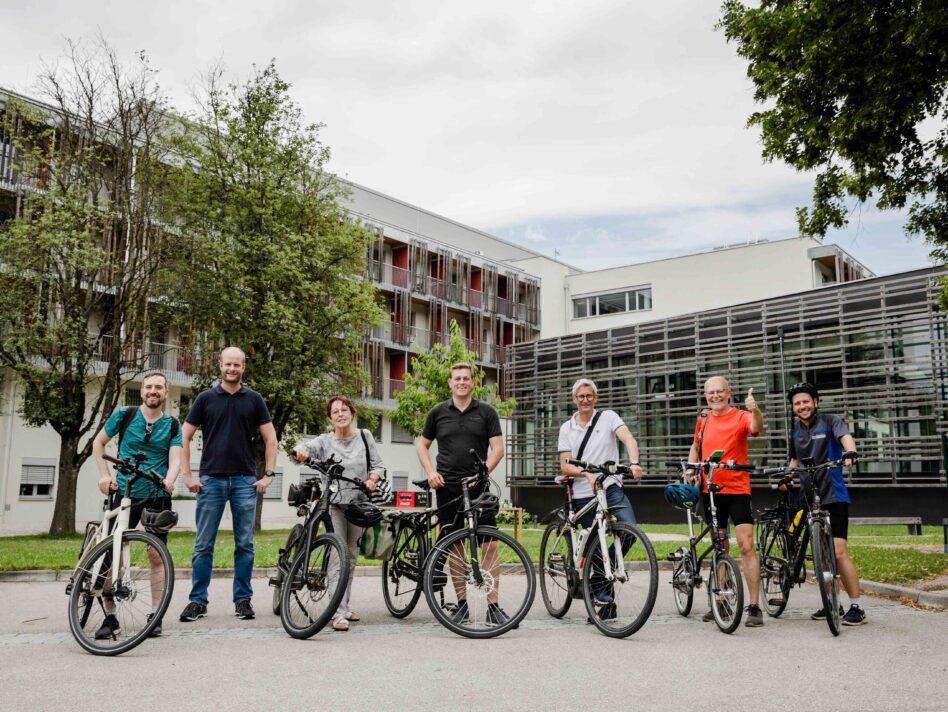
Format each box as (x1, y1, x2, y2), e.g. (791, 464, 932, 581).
(268, 577, 282, 587)
(666, 551, 683, 561)
(768, 598, 783, 606)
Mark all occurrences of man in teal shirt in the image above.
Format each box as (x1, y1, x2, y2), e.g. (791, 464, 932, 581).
(92, 370, 183, 637)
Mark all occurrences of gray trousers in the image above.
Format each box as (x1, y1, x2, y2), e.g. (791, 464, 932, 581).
(329, 505, 363, 617)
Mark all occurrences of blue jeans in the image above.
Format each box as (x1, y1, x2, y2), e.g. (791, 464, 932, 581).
(190, 474, 257, 606)
(573, 485, 637, 529)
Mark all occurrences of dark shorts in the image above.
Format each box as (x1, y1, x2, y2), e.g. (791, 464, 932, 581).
(702, 493, 753, 528)
(435, 480, 496, 538)
(824, 502, 849, 540)
(108, 493, 172, 544)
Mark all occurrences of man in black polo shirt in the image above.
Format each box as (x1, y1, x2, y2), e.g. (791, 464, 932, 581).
(179, 346, 278, 623)
(416, 361, 505, 623)
(787, 382, 866, 625)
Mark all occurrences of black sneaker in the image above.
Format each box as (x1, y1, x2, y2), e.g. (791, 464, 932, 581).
(597, 603, 617, 621)
(147, 613, 163, 637)
(701, 610, 714, 622)
(179, 602, 207, 622)
(487, 602, 510, 626)
(94, 613, 120, 640)
(235, 599, 255, 620)
(842, 605, 867, 626)
(744, 604, 763, 627)
(810, 605, 844, 620)
(451, 600, 470, 623)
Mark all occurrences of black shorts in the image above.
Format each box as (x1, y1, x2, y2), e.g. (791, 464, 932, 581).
(702, 493, 753, 528)
(435, 480, 496, 538)
(108, 494, 172, 544)
(824, 502, 849, 540)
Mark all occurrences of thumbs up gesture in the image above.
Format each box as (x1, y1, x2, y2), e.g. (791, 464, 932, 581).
(745, 388, 758, 412)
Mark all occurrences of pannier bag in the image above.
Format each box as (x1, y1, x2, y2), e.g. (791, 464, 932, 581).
(287, 481, 320, 508)
(359, 511, 398, 561)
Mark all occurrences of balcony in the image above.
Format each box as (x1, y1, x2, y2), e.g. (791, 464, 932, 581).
(92, 334, 196, 386)
(362, 377, 406, 403)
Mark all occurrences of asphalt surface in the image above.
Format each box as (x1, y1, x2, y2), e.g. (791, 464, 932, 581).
(2, 571, 946, 712)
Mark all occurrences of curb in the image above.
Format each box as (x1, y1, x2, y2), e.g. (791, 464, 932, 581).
(860, 579, 948, 609)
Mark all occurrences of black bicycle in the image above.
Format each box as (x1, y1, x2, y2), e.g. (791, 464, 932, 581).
(270, 454, 362, 640)
(666, 449, 749, 634)
(538, 460, 658, 638)
(756, 455, 853, 636)
(420, 450, 536, 638)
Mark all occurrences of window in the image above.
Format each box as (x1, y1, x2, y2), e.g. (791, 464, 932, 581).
(125, 388, 143, 407)
(572, 286, 652, 319)
(392, 471, 409, 491)
(391, 419, 415, 444)
(263, 468, 284, 499)
(20, 459, 55, 499)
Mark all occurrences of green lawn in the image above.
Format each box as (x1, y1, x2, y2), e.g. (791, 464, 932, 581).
(2, 524, 946, 587)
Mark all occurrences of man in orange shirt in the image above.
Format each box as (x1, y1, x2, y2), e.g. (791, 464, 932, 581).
(687, 376, 765, 626)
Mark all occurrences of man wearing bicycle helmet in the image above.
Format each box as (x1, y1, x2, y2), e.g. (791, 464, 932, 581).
(787, 382, 866, 625)
(687, 376, 765, 626)
(92, 370, 182, 638)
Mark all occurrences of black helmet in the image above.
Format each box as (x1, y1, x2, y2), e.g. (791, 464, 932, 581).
(345, 499, 383, 527)
(787, 382, 819, 402)
(141, 508, 178, 534)
(471, 492, 501, 516)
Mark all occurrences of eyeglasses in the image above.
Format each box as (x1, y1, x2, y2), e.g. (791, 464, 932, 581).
(575, 394, 596, 401)
(144, 421, 154, 444)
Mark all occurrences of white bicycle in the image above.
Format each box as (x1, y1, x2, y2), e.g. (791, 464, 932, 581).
(65, 452, 176, 655)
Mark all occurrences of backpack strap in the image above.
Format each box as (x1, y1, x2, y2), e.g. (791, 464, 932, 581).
(576, 410, 604, 462)
(117, 407, 138, 451)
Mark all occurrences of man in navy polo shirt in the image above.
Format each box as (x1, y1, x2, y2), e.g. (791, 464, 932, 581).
(179, 346, 278, 622)
(787, 382, 866, 626)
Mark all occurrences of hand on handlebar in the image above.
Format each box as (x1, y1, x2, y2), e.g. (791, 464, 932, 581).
(427, 471, 445, 490)
(98, 475, 118, 495)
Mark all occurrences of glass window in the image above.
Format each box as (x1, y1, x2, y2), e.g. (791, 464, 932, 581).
(573, 298, 588, 318)
(597, 292, 626, 315)
(637, 288, 653, 310)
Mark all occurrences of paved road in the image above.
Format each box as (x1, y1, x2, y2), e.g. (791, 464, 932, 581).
(2, 571, 946, 711)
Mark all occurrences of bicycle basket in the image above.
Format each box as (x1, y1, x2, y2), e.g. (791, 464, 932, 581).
(141, 508, 178, 534)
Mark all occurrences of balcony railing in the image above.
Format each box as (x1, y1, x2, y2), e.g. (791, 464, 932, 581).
(91, 334, 196, 385)
(362, 377, 406, 402)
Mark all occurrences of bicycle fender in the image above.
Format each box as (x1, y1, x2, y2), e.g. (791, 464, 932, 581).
(539, 505, 567, 526)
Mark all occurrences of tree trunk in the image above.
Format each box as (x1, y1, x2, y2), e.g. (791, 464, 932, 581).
(49, 433, 82, 534)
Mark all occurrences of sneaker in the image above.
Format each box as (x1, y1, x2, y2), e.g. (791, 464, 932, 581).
(701, 610, 715, 622)
(451, 600, 470, 623)
(744, 604, 763, 627)
(597, 603, 617, 621)
(179, 602, 207, 622)
(842, 604, 867, 626)
(94, 613, 120, 640)
(810, 605, 845, 620)
(235, 599, 255, 620)
(487, 602, 511, 626)
(146, 613, 163, 637)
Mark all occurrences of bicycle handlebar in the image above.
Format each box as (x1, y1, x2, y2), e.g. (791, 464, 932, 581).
(566, 459, 632, 478)
(298, 454, 369, 493)
(103, 453, 166, 492)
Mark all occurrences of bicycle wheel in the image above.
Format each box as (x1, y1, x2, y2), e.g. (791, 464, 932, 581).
(708, 554, 743, 634)
(811, 518, 841, 636)
(581, 522, 658, 638)
(67, 530, 174, 656)
(539, 522, 575, 618)
(272, 523, 304, 615)
(758, 521, 791, 617)
(280, 532, 350, 639)
(382, 522, 424, 618)
(670, 552, 695, 617)
(78, 521, 99, 559)
(423, 526, 535, 639)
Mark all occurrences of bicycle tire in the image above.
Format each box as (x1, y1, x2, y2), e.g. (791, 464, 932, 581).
(811, 518, 841, 636)
(67, 530, 174, 656)
(79, 521, 99, 559)
(539, 522, 575, 618)
(581, 522, 658, 638)
(671, 554, 695, 617)
(423, 526, 535, 639)
(758, 521, 791, 617)
(381, 522, 424, 618)
(709, 553, 743, 634)
(272, 523, 304, 615)
(280, 531, 350, 639)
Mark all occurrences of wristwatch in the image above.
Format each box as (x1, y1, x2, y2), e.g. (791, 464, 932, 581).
(265, 469, 276, 478)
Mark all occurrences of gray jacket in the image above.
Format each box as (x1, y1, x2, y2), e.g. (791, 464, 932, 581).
(300, 430, 384, 505)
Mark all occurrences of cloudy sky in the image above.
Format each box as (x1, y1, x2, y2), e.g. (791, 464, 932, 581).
(1, 1, 935, 273)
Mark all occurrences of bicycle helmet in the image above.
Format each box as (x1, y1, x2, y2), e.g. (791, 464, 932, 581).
(787, 382, 819, 402)
(141, 508, 179, 534)
(471, 492, 501, 516)
(345, 499, 384, 527)
(663, 482, 701, 510)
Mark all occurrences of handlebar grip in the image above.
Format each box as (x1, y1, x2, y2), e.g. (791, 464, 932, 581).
(728, 463, 754, 472)
(567, 459, 588, 470)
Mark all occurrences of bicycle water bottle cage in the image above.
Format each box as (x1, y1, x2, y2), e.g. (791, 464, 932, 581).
(708, 483, 723, 493)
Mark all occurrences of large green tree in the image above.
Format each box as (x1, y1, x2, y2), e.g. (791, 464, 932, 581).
(0, 42, 182, 533)
(719, 1, 948, 254)
(391, 320, 516, 437)
(174, 62, 382, 526)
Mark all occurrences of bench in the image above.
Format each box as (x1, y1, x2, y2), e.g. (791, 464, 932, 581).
(850, 516, 923, 535)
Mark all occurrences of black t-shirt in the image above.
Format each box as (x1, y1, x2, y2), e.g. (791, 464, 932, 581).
(186, 384, 271, 477)
(422, 399, 502, 483)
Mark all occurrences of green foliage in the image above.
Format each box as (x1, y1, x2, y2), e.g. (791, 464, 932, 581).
(719, 2, 948, 253)
(391, 320, 516, 436)
(171, 61, 383, 446)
